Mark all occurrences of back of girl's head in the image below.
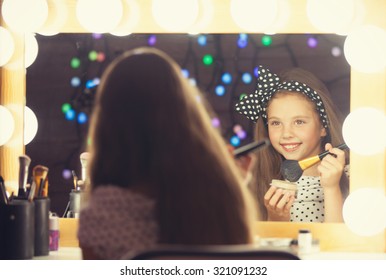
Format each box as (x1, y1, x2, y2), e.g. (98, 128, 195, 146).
(88, 47, 256, 243)
(89, 47, 190, 187)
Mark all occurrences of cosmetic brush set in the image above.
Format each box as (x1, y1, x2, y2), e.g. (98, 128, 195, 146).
(19, 156, 49, 201)
(0, 155, 51, 259)
(0, 155, 50, 204)
(234, 141, 348, 183)
(63, 152, 89, 218)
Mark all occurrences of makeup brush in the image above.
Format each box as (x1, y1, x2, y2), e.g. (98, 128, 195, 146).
(280, 143, 348, 182)
(18, 155, 31, 198)
(80, 152, 90, 182)
(72, 170, 79, 190)
(32, 165, 49, 198)
(27, 181, 37, 202)
(233, 139, 271, 158)
(0, 176, 9, 204)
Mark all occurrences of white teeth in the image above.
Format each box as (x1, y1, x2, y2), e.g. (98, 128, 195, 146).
(283, 144, 298, 149)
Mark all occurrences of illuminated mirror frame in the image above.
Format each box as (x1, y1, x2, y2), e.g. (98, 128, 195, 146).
(0, 0, 384, 252)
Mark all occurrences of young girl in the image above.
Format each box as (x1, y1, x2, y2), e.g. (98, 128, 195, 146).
(235, 65, 349, 223)
(77, 47, 256, 259)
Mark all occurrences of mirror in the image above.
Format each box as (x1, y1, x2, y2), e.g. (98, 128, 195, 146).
(1, 0, 384, 251)
(26, 33, 350, 215)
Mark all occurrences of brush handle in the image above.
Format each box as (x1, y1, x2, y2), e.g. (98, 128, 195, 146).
(28, 181, 36, 202)
(18, 155, 31, 197)
(33, 166, 49, 198)
(0, 181, 9, 204)
(318, 143, 348, 160)
(233, 139, 270, 158)
(80, 152, 90, 182)
(298, 143, 348, 171)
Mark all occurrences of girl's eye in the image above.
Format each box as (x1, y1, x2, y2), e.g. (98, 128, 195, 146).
(295, 120, 305, 125)
(270, 120, 280, 126)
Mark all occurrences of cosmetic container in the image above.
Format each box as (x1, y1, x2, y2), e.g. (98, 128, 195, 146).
(298, 229, 312, 254)
(49, 212, 59, 251)
(67, 189, 85, 218)
(270, 179, 297, 197)
(34, 197, 50, 256)
(0, 199, 35, 259)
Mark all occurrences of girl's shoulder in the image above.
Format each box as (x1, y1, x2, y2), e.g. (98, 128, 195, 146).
(95, 184, 154, 201)
(82, 184, 156, 215)
(78, 185, 159, 259)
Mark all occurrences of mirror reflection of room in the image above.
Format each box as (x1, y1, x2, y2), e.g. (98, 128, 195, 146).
(235, 65, 349, 222)
(25, 33, 350, 219)
(0, 0, 385, 262)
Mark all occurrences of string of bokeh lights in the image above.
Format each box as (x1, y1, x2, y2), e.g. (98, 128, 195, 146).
(59, 33, 344, 180)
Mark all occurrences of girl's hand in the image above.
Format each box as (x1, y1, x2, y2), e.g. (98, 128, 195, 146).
(228, 144, 256, 184)
(264, 186, 295, 221)
(317, 143, 345, 190)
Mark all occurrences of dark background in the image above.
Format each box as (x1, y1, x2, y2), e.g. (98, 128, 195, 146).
(26, 33, 350, 215)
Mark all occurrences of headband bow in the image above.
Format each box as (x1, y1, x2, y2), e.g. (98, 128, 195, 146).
(235, 65, 329, 128)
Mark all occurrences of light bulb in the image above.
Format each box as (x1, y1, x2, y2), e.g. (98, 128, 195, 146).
(152, 0, 199, 32)
(307, 0, 366, 35)
(25, 33, 39, 68)
(264, 0, 290, 35)
(0, 105, 15, 146)
(344, 25, 386, 73)
(24, 106, 38, 145)
(188, 0, 214, 34)
(343, 187, 386, 236)
(76, 0, 123, 33)
(37, 0, 68, 36)
(1, 0, 48, 32)
(0, 27, 15, 66)
(230, 0, 278, 32)
(342, 107, 386, 155)
(110, 0, 140, 36)
(307, 0, 358, 34)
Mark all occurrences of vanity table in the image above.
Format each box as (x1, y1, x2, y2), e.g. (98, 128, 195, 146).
(32, 246, 386, 260)
(0, 0, 384, 263)
(37, 218, 383, 260)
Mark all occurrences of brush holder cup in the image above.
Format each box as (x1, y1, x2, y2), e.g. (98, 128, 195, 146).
(34, 197, 50, 256)
(66, 190, 85, 218)
(0, 200, 35, 260)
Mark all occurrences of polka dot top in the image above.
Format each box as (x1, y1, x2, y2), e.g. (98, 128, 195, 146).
(290, 176, 325, 223)
(77, 185, 159, 259)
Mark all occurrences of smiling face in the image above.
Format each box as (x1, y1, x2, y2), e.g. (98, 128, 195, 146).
(267, 92, 327, 161)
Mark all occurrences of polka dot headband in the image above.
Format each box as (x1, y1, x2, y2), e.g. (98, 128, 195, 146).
(235, 65, 329, 128)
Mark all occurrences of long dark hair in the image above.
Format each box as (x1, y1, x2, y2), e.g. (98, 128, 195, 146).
(88, 47, 256, 244)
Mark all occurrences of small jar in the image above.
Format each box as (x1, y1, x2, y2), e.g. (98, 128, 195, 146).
(298, 229, 312, 254)
(270, 179, 297, 197)
(49, 212, 60, 251)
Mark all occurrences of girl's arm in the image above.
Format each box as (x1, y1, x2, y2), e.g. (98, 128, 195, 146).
(318, 143, 346, 222)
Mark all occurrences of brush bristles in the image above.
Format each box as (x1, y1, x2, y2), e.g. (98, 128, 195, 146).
(33, 165, 49, 177)
(280, 160, 303, 182)
(19, 155, 31, 165)
(80, 152, 90, 160)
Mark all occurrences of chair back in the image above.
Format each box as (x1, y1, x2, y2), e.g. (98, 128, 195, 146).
(125, 244, 300, 260)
